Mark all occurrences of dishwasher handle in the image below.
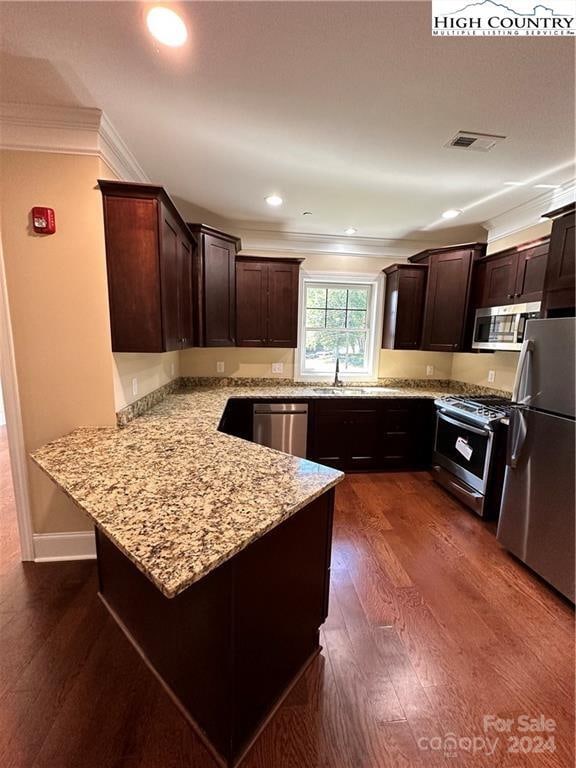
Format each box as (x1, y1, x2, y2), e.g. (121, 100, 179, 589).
(253, 403, 309, 414)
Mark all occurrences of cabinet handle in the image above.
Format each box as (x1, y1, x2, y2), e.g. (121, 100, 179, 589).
(507, 294, 514, 299)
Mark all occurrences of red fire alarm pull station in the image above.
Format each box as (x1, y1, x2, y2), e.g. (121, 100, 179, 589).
(32, 207, 56, 235)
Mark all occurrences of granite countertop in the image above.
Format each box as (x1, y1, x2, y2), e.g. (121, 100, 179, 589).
(31, 381, 467, 599)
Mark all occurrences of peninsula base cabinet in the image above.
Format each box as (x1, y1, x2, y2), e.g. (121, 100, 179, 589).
(96, 489, 334, 768)
(99, 180, 195, 353)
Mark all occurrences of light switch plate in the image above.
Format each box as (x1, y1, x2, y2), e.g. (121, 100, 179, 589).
(426, 365, 434, 376)
(271, 362, 284, 374)
(488, 369, 496, 383)
(216, 361, 225, 373)
(131, 377, 138, 397)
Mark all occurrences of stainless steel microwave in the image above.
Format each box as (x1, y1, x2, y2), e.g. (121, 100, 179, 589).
(472, 302, 541, 351)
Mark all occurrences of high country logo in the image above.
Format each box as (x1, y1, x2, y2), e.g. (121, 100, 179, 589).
(432, 0, 575, 35)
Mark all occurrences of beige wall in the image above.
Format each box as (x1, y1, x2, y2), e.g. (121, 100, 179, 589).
(486, 220, 552, 255)
(0, 150, 117, 533)
(450, 352, 518, 392)
(114, 351, 180, 408)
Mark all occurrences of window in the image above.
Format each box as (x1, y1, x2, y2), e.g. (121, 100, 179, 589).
(298, 275, 381, 379)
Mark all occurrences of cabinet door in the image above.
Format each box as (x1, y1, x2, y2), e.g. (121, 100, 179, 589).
(545, 213, 575, 294)
(160, 209, 182, 352)
(514, 243, 548, 303)
(383, 267, 427, 349)
(236, 261, 268, 346)
(380, 399, 433, 468)
(311, 399, 380, 471)
(267, 262, 300, 347)
(203, 235, 236, 346)
(478, 253, 516, 307)
(178, 236, 194, 348)
(421, 249, 473, 351)
(103, 196, 163, 353)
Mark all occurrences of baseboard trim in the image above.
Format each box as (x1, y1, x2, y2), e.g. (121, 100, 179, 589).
(33, 530, 97, 561)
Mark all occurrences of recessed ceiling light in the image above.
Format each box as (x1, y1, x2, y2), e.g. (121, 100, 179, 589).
(534, 184, 561, 189)
(441, 209, 462, 220)
(146, 7, 188, 47)
(503, 181, 526, 186)
(345, 227, 357, 235)
(265, 194, 283, 207)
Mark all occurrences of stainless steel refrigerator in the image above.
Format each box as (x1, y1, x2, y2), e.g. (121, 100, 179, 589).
(497, 317, 575, 602)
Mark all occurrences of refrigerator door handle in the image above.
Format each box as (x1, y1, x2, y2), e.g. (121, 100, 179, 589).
(507, 408, 527, 469)
(512, 338, 534, 404)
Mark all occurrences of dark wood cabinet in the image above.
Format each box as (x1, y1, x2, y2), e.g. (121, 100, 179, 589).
(236, 257, 302, 347)
(99, 181, 194, 353)
(187, 224, 240, 347)
(475, 239, 549, 308)
(382, 264, 427, 349)
(542, 204, 575, 316)
(410, 243, 485, 352)
(308, 397, 433, 472)
(381, 399, 434, 468)
(310, 399, 381, 471)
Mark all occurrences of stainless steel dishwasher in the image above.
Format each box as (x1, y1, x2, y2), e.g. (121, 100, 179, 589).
(252, 403, 308, 458)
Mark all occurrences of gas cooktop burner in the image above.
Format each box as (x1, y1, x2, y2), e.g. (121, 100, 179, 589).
(434, 395, 512, 427)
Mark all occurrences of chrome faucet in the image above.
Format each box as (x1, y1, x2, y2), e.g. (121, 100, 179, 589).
(333, 358, 343, 387)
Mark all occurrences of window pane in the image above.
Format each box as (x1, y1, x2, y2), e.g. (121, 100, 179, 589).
(306, 309, 325, 328)
(344, 332, 368, 370)
(307, 287, 326, 308)
(347, 310, 367, 329)
(304, 330, 338, 371)
(347, 289, 368, 310)
(325, 309, 347, 329)
(327, 288, 347, 309)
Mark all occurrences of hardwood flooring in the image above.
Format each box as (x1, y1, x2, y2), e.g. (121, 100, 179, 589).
(1, 432, 574, 766)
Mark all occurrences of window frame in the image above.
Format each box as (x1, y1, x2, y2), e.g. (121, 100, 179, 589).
(296, 271, 384, 382)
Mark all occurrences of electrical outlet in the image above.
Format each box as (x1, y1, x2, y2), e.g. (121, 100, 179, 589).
(488, 369, 496, 383)
(426, 365, 434, 377)
(216, 361, 225, 373)
(131, 377, 138, 397)
(271, 362, 284, 374)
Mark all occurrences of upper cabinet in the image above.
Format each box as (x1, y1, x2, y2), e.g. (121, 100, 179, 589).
(382, 264, 427, 350)
(542, 204, 575, 316)
(475, 239, 549, 308)
(236, 257, 303, 347)
(410, 243, 485, 352)
(187, 225, 241, 347)
(99, 180, 195, 353)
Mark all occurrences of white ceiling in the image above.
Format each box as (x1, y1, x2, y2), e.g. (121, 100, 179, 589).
(1, 1, 574, 239)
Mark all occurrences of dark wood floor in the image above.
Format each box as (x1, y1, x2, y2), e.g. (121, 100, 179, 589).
(1, 426, 574, 767)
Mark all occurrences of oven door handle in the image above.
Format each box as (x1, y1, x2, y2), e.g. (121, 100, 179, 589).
(438, 410, 489, 437)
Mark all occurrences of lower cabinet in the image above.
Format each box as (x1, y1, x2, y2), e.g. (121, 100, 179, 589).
(308, 398, 434, 472)
(310, 399, 381, 471)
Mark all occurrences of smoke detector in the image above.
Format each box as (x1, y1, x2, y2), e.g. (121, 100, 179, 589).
(445, 131, 506, 152)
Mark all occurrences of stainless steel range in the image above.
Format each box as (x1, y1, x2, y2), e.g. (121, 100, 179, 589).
(432, 395, 511, 518)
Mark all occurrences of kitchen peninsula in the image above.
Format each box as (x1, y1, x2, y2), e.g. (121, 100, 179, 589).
(31, 380, 502, 766)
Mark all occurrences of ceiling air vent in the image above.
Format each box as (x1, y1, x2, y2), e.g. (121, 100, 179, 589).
(445, 131, 506, 152)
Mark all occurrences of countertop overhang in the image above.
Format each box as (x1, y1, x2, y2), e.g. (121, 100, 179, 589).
(32, 384, 454, 598)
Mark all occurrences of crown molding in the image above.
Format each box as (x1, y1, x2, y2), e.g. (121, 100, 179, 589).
(484, 180, 576, 243)
(0, 102, 148, 182)
(234, 227, 460, 260)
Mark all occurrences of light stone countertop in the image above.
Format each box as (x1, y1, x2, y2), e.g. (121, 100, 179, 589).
(32, 383, 456, 598)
